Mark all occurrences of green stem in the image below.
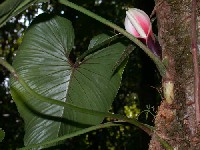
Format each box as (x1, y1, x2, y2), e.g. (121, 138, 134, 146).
(16, 75, 153, 135)
(0, 57, 17, 78)
(156, 135, 174, 150)
(1, 57, 150, 133)
(59, 0, 166, 77)
(18, 122, 121, 150)
(112, 45, 135, 72)
(0, 54, 152, 135)
(17, 74, 173, 149)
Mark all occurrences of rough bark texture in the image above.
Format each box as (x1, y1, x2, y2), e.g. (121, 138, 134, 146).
(149, 0, 200, 149)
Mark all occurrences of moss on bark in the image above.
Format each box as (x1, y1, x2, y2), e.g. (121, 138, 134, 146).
(149, 0, 200, 149)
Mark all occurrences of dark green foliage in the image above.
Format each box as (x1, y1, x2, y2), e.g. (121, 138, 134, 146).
(0, 0, 160, 149)
(0, 128, 5, 142)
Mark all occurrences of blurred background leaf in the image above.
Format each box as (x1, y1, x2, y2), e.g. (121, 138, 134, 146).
(0, 0, 37, 27)
(0, 128, 5, 142)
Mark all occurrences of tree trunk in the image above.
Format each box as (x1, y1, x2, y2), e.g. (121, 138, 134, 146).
(149, 0, 200, 149)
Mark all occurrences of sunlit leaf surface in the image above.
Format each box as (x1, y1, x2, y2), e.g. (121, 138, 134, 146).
(10, 14, 126, 147)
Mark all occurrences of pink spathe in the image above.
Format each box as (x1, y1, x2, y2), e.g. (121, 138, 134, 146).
(124, 8, 161, 58)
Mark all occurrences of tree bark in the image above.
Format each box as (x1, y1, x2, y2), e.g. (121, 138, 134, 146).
(149, 0, 200, 149)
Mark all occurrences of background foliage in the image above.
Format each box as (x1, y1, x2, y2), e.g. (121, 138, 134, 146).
(0, 0, 161, 149)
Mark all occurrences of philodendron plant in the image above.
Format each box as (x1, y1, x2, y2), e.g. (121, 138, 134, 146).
(0, 0, 170, 149)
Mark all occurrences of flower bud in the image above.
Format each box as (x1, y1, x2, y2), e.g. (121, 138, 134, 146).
(124, 8, 161, 58)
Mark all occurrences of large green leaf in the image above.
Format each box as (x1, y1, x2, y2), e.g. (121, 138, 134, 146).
(10, 14, 126, 147)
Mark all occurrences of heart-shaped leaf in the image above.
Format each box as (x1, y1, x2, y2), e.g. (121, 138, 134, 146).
(11, 14, 126, 147)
